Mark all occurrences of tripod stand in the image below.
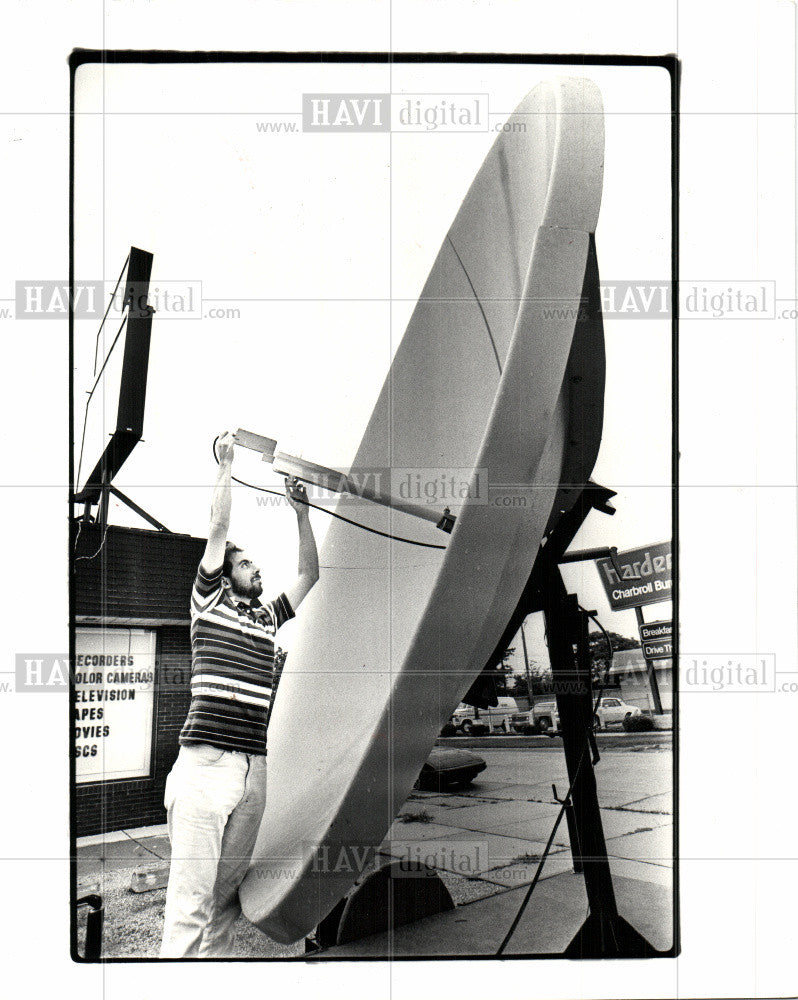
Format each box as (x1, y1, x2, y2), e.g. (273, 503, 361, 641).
(488, 482, 659, 956)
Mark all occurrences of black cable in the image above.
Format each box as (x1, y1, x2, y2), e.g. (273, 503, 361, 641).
(496, 741, 591, 955)
(496, 607, 617, 955)
(212, 437, 446, 550)
(584, 607, 615, 712)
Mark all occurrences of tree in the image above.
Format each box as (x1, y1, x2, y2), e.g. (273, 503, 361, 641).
(505, 631, 639, 694)
(486, 647, 516, 695)
(511, 674, 529, 699)
(588, 630, 640, 684)
(511, 668, 553, 699)
(499, 646, 516, 669)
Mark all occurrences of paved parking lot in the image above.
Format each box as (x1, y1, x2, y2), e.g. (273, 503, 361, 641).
(77, 741, 674, 957)
(383, 744, 673, 892)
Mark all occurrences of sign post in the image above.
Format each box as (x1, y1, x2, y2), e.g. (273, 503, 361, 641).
(595, 541, 673, 714)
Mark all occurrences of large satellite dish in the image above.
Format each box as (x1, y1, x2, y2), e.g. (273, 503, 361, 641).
(239, 77, 606, 945)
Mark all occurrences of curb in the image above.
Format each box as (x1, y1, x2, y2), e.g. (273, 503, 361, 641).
(435, 731, 673, 751)
(77, 823, 169, 849)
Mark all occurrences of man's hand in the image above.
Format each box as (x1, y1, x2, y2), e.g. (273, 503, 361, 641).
(284, 476, 319, 611)
(217, 430, 237, 465)
(285, 476, 309, 515)
(202, 431, 236, 574)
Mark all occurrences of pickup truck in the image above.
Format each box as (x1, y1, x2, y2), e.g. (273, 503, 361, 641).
(450, 697, 519, 735)
(510, 700, 559, 734)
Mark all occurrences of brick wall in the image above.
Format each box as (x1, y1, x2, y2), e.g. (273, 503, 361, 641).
(73, 524, 205, 837)
(74, 523, 205, 622)
(74, 626, 192, 837)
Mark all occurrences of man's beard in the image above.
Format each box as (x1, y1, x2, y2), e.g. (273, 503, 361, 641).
(238, 578, 263, 599)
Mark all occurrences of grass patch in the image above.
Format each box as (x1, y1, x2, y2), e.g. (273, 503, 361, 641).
(508, 852, 543, 865)
(397, 809, 434, 824)
(74, 868, 304, 959)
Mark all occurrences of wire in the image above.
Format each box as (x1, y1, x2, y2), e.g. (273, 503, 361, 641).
(212, 437, 447, 550)
(496, 607, 617, 955)
(74, 520, 110, 562)
(93, 253, 131, 376)
(73, 517, 83, 552)
(71, 255, 134, 563)
(446, 235, 502, 374)
(76, 313, 128, 493)
(74, 253, 132, 495)
(584, 607, 615, 709)
(496, 741, 591, 955)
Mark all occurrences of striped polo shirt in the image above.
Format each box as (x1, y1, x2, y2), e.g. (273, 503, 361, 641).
(179, 562, 294, 755)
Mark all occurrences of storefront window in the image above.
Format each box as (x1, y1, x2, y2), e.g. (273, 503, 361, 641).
(74, 628, 156, 783)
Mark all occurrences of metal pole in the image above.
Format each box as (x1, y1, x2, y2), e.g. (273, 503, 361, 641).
(234, 435, 456, 533)
(76, 894, 103, 960)
(498, 484, 656, 956)
(109, 485, 170, 532)
(273, 451, 453, 530)
(97, 469, 110, 535)
(545, 580, 620, 923)
(519, 621, 533, 708)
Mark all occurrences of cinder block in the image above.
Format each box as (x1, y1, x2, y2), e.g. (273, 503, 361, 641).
(130, 864, 170, 893)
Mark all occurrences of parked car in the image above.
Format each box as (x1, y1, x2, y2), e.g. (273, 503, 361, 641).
(510, 699, 560, 734)
(414, 748, 487, 791)
(450, 697, 519, 735)
(511, 695, 642, 733)
(593, 696, 641, 729)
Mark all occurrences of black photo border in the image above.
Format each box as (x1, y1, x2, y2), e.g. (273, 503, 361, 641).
(68, 48, 680, 964)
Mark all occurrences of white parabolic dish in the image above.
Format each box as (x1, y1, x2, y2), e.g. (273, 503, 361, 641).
(240, 76, 606, 944)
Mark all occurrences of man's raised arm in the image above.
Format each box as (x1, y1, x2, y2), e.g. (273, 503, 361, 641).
(283, 478, 320, 611)
(200, 431, 236, 574)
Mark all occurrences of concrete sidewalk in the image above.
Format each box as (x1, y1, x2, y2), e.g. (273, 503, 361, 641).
(77, 825, 171, 887)
(335, 745, 674, 955)
(76, 744, 674, 957)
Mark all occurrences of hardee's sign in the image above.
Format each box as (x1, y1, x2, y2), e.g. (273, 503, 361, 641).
(595, 541, 673, 611)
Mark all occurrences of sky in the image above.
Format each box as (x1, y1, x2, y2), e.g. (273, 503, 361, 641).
(73, 60, 673, 659)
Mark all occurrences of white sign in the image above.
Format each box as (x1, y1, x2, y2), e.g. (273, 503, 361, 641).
(74, 628, 156, 783)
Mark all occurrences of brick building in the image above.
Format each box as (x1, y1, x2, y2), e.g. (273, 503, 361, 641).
(72, 523, 204, 837)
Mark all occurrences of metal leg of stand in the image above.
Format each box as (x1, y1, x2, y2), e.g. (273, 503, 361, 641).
(97, 471, 110, 535)
(544, 574, 657, 957)
(553, 783, 583, 874)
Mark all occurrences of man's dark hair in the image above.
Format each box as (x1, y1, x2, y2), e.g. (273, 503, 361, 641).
(223, 542, 243, 579)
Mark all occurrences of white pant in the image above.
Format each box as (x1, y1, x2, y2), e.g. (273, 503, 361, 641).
(160, 743, 268, 958)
